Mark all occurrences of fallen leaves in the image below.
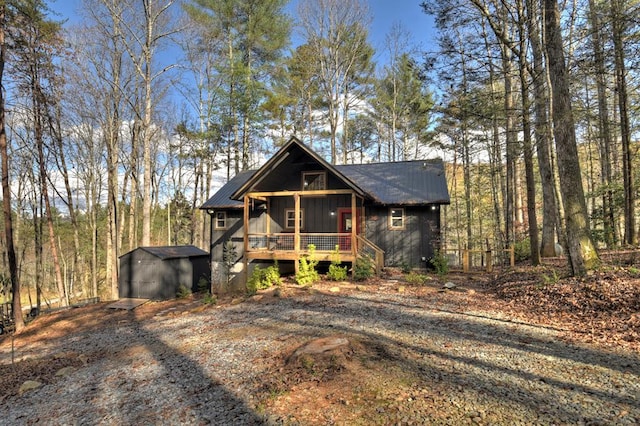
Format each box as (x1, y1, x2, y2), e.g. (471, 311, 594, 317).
(488, 262, 640, 351)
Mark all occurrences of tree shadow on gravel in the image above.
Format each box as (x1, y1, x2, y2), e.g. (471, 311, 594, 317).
(3, 306, 265, 425)
(249, 291, 640, 423)
(99, 309, 266, 425)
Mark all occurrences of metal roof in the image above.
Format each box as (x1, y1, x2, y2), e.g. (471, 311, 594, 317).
(335, 159, 450, 205)
(200, 170, 256, 210)
(199, 139, 450, 209)
(122, 245, 209, 260)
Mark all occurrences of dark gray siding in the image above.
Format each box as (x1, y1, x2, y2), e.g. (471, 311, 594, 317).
(210, 209, 269, 264)
(270, 194, 352, 233)
(365, 205, 441, 268)
(119, 249, 210, 299)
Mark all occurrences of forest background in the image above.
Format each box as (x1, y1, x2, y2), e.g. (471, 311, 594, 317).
(0, 0, 639, 331)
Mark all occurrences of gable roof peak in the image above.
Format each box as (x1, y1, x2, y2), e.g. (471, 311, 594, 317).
(230, 136, 365, 199)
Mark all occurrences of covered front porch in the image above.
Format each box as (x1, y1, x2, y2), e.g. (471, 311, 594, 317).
(241, 189, 383, 273)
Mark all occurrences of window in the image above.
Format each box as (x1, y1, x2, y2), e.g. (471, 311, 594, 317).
(302, 171, 326, 191)
(285, 208, 304, 230)
(214, 211, 227, 230)
(389, 208, 405, 230)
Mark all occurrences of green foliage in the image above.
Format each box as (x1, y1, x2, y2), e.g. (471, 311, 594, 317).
(327, 264, 348, 281)
(430, 250, 449, 277)
(197, 276, 210, 293)
(353, 255, 374, 281)
(202, 292, 217, 305)
(628, 267, 640, 277)
(176, 284, 191, 299)
(399, 259, 412, 274)
(296, 244, 320, 286)
(222, 240, 238, 289)
(327, 245, 348, 281)
(247, 262, 282, 295)
(513, 238, 531, 262)
(539, 269, 559, 288)
(405, 271, 429, 285)
(168, 190, 192, 245)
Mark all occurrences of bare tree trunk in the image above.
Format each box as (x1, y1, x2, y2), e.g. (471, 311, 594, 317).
(611, 0, 635, 246)
(0, 5, 24, 331)
(587, 0, 615, 248)
(516, 0, 540, 265)
(525, 0, 557, 257)
(141, 2, 154, 247)
(502, 45, 516, 249)
(49, 105, 82, 296)
(544, 0, 599, 275)
(32, 70, 66, 306)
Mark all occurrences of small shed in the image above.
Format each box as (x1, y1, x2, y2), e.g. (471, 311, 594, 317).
(119, 245, 210, 300)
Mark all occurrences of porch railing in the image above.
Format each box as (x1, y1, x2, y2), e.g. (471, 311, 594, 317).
(247, 233, 354, 253)
(356, 235, 385, 274)
(246, 233, 385, 274)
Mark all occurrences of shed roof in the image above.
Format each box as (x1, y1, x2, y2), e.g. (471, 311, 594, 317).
(121, 245, 209, 260)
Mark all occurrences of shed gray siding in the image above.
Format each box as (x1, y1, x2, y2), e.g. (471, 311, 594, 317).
(119, 247, 210, 300)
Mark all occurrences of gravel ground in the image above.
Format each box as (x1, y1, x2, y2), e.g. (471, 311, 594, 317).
(1, 280, 639, 425)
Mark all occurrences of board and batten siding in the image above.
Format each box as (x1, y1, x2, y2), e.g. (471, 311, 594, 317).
(365, 206, 441, 268)
(270, 194, 352, 233)
(119, 248, 210, 300)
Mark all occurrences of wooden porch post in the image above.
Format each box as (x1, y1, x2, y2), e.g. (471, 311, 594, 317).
(351, 193, 357, 257)
(266, 200, 271, 235)
(243, 195, 249, 285)
(294, 192, 300, 274)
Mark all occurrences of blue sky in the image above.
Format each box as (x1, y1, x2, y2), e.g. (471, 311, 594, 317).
(46, 0, 437, 59)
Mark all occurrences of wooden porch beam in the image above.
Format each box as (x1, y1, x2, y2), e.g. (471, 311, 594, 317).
(248, 189, 354, 197)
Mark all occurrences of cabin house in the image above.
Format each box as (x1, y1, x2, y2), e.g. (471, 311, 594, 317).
(201, 137, 449, 287)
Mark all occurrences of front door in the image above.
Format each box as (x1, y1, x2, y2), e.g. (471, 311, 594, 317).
(338, 208, 360, 250)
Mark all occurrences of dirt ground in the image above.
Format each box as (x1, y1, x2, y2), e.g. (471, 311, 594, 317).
(1, 257, 639, 424)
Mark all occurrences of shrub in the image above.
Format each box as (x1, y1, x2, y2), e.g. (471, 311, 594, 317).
(405, 271, 429, 285)
(247, 262, 282, 295)
(513, 238, 531, 262)
(296, 245, 320, 286)
(430, 250, 449, 277)
(176, 284, 191, 299)
(327, 245, 348, 281)
(399, 259, 412, 274)
(353, 255, 374, 281)
(202, 292, 217, 305)
(222, 240, 238, 290)
(327, 263, 348, 281)
(196, 276, 210, 293)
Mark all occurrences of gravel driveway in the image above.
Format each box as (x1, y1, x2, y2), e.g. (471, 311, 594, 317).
(1, 281, 639, 425)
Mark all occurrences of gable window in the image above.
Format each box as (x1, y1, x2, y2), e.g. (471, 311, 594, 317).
(302, 171, 326, 191)
(389, 208, 405, 230)
(285, 208, 304, 230)
(214, 211, 227, 230)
